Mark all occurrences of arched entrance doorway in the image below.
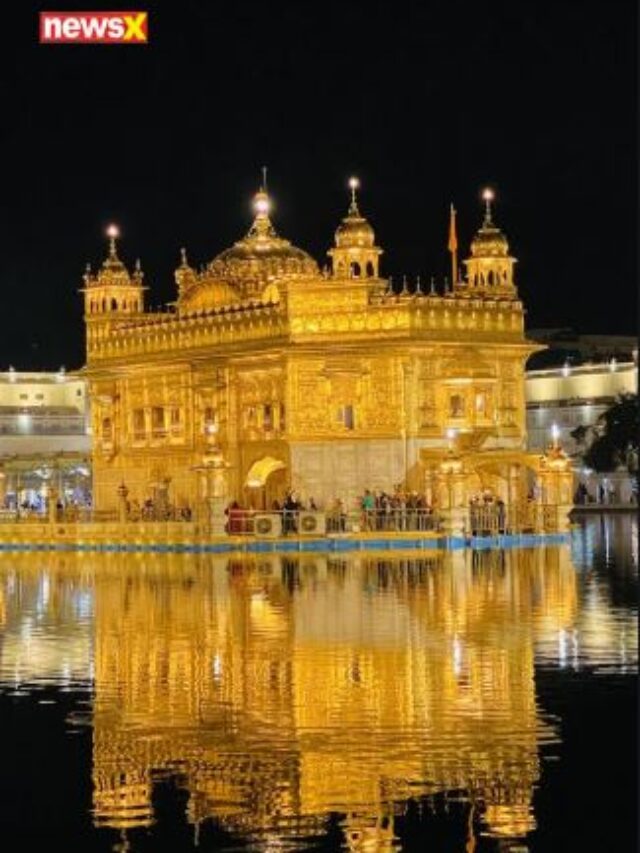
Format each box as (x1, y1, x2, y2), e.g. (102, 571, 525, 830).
(244, 456, 287, 510)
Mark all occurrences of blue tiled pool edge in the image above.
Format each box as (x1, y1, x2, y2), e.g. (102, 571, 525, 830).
(0, 531, 571, 554)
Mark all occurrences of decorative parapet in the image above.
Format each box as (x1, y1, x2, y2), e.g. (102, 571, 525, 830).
(87, 299, 287, 362)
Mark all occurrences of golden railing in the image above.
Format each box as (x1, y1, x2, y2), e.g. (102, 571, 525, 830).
(468, 503, 559, 536)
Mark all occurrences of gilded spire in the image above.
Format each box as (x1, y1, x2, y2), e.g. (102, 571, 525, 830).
(469, 188, 510, 258)
(107, 224, 120, 260)
(100, 224, 126, 273)
(332, 176, 377, 252)
(482, 188, 494, 226)
(247, 187, 277, 239)
(348, 176, 360, 215)
(175, 246, 196, 296)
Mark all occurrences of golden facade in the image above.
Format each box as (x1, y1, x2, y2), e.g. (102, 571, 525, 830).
(82, 183, 569, 520)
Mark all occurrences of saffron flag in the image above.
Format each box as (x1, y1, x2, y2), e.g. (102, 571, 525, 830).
(448, 204, 458, 253)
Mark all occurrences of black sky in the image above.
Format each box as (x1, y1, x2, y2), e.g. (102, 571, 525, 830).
(0, 1, 636, 370)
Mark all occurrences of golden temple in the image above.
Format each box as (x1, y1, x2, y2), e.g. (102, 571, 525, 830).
(82, 181, 573, 530)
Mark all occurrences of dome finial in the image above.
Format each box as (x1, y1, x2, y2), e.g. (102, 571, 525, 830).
(348, 176, 360, 214)
(261, 165, 268, 193)
(482, 187, 494, 226)
(248, 183, 276, 239)
(106, 223, 120, 259)
(253, 188, 271, 219)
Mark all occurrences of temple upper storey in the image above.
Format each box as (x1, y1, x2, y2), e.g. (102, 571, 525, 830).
(82, 181, 527, 364)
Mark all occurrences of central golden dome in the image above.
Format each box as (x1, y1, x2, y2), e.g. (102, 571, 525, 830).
(208, 190, 318, 292)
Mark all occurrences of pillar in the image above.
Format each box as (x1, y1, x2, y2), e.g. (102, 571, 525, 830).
(436, 457, 468, 538)
(48, 487, 58, 524)
(117, 482, 129, 524)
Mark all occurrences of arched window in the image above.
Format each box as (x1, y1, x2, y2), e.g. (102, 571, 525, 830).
(111, 298, 118, 311)
(475, 392, 487, 417)
(350, 262, 361, 278)
(101, 417, 112, 441)
(263, 403, 273, 431)
(337, 404, 355, 430)
(203, 406, 217, 436)
(132, 408, 146, 440)
(366, 261, 375, 277)
(487, 271, 495, 286)
(449, 394, 465, 418)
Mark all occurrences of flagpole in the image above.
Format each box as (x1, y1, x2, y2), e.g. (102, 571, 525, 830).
(448, 204, 458, 286)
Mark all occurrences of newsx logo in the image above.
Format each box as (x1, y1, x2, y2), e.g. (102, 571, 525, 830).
(40, 12, 148, 44)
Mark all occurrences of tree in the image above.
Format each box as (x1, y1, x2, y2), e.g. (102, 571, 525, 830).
(575, 393, 639, 473)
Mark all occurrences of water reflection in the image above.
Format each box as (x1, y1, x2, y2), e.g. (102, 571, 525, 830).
(0, 518, 636, 851)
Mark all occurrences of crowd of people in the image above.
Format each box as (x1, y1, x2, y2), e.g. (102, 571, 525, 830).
(124, 497, 193, 521)
(223, 488, 441, 536)
(356, 489, 439, 532)
(469, 492, 507, 535)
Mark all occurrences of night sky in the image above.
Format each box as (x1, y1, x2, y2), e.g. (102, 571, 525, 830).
(0, 1, 636, 370)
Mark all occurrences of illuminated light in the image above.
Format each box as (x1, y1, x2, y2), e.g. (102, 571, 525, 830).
(551, 423, 560, 444)
(562, 361, 571, 377)
(348, 176, 360, 191)
(254, 193, 270, 215)
(246, 478, 263, 488)
(482, 187, 494, 202)
(446, 428, 457, 440)
(609, 357, 617, 372)
(106, 224, 119, 239)
(205, 422, 218, 435)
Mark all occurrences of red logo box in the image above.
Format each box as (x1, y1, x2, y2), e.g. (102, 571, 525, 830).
(39, 11, 148, 44)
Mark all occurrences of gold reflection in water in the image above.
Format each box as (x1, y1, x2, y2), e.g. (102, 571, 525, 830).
(0, 546, 587, 848)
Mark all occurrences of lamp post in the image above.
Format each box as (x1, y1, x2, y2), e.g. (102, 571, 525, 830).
(438, 448, 465, 538)
(194, 445, 230, 535)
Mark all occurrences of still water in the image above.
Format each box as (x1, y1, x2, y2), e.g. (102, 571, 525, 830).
(0, 514, 636, 851)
